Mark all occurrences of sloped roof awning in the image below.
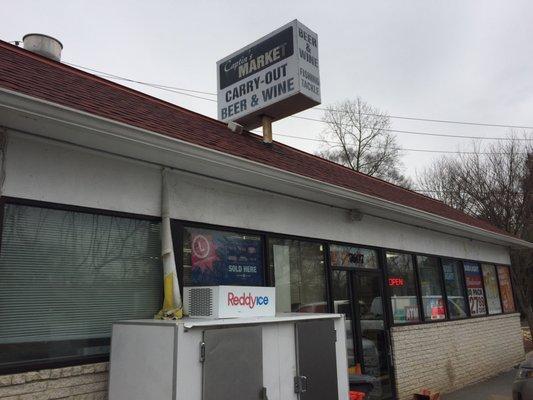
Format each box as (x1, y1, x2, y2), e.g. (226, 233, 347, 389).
(0, 40, 530, 249)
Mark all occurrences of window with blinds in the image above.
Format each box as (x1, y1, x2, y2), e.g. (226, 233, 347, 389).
(0, 203, 162, 371)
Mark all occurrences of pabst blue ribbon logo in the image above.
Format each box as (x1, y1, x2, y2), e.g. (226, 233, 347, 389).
(227, 292, 269, 309)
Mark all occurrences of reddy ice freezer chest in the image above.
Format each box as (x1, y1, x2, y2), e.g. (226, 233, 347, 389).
(108, 313, 349, 400)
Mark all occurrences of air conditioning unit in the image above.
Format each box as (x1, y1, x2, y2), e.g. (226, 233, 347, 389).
(183, 286, 275, 318)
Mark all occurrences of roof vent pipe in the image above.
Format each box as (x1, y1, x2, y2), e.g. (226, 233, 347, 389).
(22, 33, 63, 62)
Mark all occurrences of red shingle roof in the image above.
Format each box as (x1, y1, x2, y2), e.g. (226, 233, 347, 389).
(0, 40, 512, 237)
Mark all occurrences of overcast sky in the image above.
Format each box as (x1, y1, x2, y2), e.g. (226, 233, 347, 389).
(3, 0, 533, 181)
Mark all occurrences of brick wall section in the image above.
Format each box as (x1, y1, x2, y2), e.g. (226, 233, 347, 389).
(391, 313, 524, 400)
(0, 362, 108, 400)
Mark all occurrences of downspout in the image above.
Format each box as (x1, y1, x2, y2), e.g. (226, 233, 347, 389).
(155, 168, 183, 319)
(0, 127, 7, 195)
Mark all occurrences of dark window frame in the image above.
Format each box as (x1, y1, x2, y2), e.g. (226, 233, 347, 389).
(441, 258, 471, 320)
(0, 196, 162, 375)
(329, 267, 363, 370)
(172, 220, 515, 328)
(384, 250, 424, 324)
(495, 264, 517, 314)
(384, 250, 515, 327)
(481, 263, 503, 315)
(463, 261, 489, 318)
(0, 203, 517, 374)
(266, 236, 329, 313)
(415, 254, 448, 323)
(172, 219, 333, 312)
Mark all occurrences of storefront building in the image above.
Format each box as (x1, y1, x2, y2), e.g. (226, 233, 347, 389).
(0, 41, 528, 400)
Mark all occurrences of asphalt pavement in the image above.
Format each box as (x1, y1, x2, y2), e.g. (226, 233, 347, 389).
(441, 368, 517, 400)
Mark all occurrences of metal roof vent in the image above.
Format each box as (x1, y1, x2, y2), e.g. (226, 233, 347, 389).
(22, 33, 63, 62)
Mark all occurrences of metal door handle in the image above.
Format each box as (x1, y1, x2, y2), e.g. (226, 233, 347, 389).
(294, 375, 308, 393)
(301, 376, 308, 393)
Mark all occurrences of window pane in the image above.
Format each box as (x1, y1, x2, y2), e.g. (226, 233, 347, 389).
(329, 245, 378, 269)
(442, 259, 468, 319)
(481, 264, 502, 315)
(183, 227, 263, 286)
(269, 239, 326, 313)
(0, 204, 162, 369)
(463, 262, 487, 316)
(497, 266, 516, 313)
(386, 252, 420, 324)
(416, 256, 446, 321)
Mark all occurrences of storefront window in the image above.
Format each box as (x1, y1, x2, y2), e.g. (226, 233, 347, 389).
(0, 204, 162, 371)
(497, 265, 516, 313)
(463, 262, 487, 316)
(329, 245, 378, 269)
(386, 252, 420, 324)
(182, 227, 263, 286)
(416, 256, 446, 321)
(269, 238, 326, 313)
(481, 264, 502, 315)
(442, 259, 469, 319)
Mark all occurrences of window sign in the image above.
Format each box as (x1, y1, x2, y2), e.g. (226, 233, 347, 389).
(481, 264, 502, 315)
(329, 245, 378, 269)
(404, 306, 419, 322)
(386, 252, 420, 324)
(442, 259, 469, 319)
(388, 277, 405, 286)
(183, 228, 263, 286)
(497, 265, 516, 313)
(464, 262, 487, 316)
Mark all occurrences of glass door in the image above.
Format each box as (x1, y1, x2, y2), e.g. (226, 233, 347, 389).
(354, 273, 393, 400)
(331, 270, 360, 380)
(331, 268, 394, 400)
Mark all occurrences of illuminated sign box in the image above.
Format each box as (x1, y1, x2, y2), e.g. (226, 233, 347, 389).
(217, 19, 321, 129)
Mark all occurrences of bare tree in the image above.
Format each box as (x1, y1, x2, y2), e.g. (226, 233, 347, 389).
(418, 135, 533, 338)
(317, 98, 411, 187)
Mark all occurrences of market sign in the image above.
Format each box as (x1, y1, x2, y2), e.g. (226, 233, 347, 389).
(217, 19, 321, 129)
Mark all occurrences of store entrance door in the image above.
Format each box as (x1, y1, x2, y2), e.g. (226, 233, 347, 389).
(330, 269, 394, 400)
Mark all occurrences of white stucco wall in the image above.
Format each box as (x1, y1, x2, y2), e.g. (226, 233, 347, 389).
(2, 132, 162, 216)
(3, 131, 511, 264)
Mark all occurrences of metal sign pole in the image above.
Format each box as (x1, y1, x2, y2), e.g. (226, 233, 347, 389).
(262, 115, 273, 144)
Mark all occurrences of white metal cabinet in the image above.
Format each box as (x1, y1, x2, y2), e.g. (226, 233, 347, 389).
(108, 314, 348, 400)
